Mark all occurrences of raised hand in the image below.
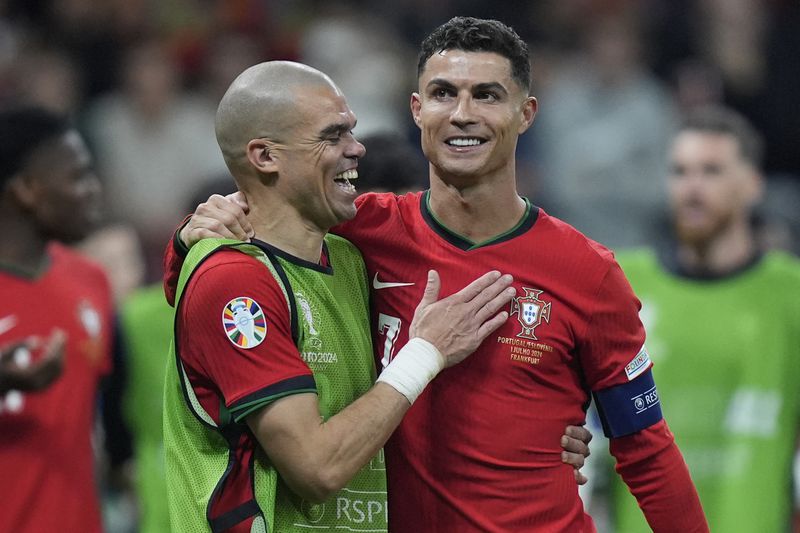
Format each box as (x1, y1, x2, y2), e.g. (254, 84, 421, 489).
(0, 329, 66, 394)
(410, 270, 515, 367)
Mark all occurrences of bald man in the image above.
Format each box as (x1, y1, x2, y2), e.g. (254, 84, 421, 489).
(162, 61, 519, 533)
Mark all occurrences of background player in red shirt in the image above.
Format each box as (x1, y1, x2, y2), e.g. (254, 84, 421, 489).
(167, 17, 706, 532)
(0, 107, 112, 533)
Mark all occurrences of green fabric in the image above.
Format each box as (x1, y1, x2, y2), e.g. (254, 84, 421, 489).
(120, 284, 173, 533)
(611, 249, 800, 532)
(164, 237, 386, 532)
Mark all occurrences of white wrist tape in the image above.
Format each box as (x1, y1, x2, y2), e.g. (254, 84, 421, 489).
(376, 337, 445, 404)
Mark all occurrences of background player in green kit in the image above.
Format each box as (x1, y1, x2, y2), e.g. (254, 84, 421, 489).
(164, 60, 529, 533)
(609, 106, 800, 532)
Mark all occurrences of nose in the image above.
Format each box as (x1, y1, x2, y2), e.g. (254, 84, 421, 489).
(450, 94, 477, 127)
(346, 135, 366, 160)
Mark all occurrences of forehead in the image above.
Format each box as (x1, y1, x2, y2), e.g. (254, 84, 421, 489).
(420, 50, 516, 88)
(671, 131, 742, 162)
(293, 84, 357, 131)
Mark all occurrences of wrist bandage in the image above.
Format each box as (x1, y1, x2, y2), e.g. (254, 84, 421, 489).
(376, 337, 445, 404)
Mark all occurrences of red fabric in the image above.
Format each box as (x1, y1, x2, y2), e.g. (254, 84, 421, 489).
(0, 243, 112, 533)
(163, 192, 707, 531)
(335, 191, 703, 532)
(163, 217, 191, 307)
(612, 420, 709, 532)
(177, 250, 313, 419)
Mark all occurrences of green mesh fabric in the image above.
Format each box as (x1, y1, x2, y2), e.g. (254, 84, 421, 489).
(164, 237, 387, 532)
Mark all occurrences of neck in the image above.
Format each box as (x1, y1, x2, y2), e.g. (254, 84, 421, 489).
(428, 170, 525, 242)
(0, 209, 49, 275)
(676, 219, 758, 276)
(246, 195, 326, 264)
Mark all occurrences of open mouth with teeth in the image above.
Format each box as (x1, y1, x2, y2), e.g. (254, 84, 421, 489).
(446, 137, 486, 147)
(334, 169, 358, 193)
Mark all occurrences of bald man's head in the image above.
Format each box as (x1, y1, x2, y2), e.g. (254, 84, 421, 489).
(215, 61, 337, 176)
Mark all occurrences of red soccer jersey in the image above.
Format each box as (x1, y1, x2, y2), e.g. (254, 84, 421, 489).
(0, 243, 112, 533)
(333, 191, 702, 532)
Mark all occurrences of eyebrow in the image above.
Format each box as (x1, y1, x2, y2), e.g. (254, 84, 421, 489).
(319, 121, 355, 138)
(426, 78, 509, 97)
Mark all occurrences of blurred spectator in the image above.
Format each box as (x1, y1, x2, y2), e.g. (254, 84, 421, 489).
(300, 8, 414, 135)
(526, 10, 678, 250)
(606, 106, 800, 532)
(84, 38, 227, 279)
(357, 132, 427, 193)
(0, 106, 113, 533)
(13, 47, 83, 115)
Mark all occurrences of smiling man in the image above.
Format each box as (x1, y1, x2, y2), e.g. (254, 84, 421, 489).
(166, 18, 701, 532)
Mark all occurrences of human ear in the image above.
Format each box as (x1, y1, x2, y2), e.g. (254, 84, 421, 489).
(246, 138, 279, 174)
(518, 96, 538, 134)
(410, 93, 422, 129)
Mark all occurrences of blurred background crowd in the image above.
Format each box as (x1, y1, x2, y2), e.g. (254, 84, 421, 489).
(0, 0, 798, 531)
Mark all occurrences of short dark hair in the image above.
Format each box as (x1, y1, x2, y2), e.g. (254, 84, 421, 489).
(417, 17, 531, 92)
(679, 106, 764, 167)
(0, 106, 71, 188)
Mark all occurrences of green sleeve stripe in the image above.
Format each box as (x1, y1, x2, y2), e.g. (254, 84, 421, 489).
(228, 374, 318, 422)
(231, 388, 318, 422)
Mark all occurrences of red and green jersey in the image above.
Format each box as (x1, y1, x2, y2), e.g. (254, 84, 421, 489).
(164, 236, 386, 533)
(164, 192, 707, 532)
(0, 243, 112, 533)
(612, 248, 800, 532)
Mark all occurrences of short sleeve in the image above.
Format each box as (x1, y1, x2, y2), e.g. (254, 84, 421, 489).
(177, 250, 315, 422)
(580, 260, 649, 391)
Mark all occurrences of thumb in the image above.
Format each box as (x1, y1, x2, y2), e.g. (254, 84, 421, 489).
(418, 270, 441, 309)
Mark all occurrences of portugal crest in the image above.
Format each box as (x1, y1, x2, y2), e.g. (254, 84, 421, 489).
(223, 297, 267, 348)
(510, 288, 551, 340)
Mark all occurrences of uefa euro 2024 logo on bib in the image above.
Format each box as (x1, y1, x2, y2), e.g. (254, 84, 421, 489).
(222, 296, 267, 349)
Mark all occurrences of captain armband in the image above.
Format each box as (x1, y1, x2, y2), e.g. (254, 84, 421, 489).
(376, 337, 445, 404)
(592, 369, 663, 438)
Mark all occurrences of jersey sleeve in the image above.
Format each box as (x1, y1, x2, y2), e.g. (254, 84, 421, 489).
(577, 259, 665, 438)
(177, 251, 315, 423)
(581, 261, 708, 530)
(611, 420, 709, 532)
(163, 219, 191, 307)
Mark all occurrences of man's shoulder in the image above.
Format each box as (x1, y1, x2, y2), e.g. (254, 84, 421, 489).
(353, 190, 423, 221)
(537, 208, 620, 268)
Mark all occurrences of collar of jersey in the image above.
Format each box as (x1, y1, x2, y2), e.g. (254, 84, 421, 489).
(250, 238, 333, 274)
(420, 189, 539, 251)
(657, 239, 764, 281)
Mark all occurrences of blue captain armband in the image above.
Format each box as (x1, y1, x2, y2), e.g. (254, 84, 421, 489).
(592, 369, 662, 438)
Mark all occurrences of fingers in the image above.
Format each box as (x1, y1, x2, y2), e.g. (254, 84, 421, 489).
(475, 309, 510, 340)
(561, 431, 591, 459)
(561, 424, 591, 484)
(448, 271, 504, 303)
(0, 332, 66, 392)
(40, 329, 66, 363)
(565, 424, 593, 445)
(474, 285, 516, 325)
(182, 194, 254, 247)
(225, 191, 250, 214)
